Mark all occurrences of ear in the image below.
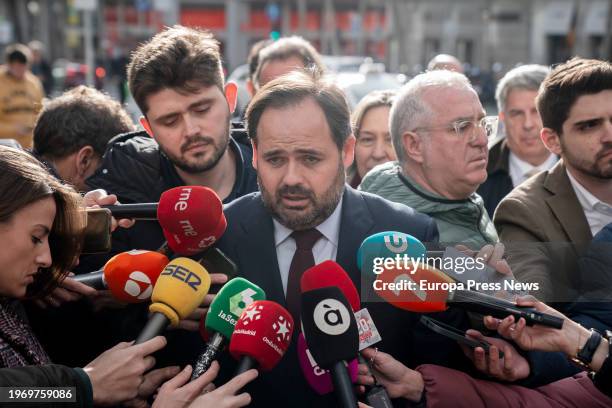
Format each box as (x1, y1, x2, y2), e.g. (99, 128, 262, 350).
(75, 146, 96, 176)
(498, 110, 506, 123)
(401, 131, 425, 164)
(246, 78, 256, 97)
(140, 117, 154, 137)
(342, 135, 356, 169)
(540, 127, 562, 156)
(251, 139, 258, 170)
(225, 82, 238, 114)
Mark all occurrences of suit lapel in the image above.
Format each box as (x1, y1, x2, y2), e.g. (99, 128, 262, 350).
(236, 196, 287, 306)
(544, 161, 593, 243)
(336, 187, 375, 291)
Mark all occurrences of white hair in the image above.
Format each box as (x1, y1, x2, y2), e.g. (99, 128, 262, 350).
(390, 70, 474, 164)
(495, 64, 550, 112)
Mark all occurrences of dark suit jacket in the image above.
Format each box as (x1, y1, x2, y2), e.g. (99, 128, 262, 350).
(494, 160, 592, 303)
(478, 137, 514, 218)
(214, 186, 471, 407)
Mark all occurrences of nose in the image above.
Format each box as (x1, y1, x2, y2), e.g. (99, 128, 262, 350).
(470, 124, 488, 147)
(282, 159, 306, 186)
(183, 113, 201, 137)
(36, 241, 52, 269)
(602, 119, 612, 142)
(371, 138, 388, 160)
(524, 111, 536, 130)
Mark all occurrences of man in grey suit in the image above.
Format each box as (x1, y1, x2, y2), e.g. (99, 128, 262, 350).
(495, 58, 612, 303)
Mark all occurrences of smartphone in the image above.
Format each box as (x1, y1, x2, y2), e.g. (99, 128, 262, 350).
(420, 316, 504, 358)
(82, 208, 112, 254)
(199, 247, 238, 294)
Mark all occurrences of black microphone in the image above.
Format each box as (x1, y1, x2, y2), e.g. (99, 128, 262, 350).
(448, 289, 564, 329)
(301, 286, 359, 408)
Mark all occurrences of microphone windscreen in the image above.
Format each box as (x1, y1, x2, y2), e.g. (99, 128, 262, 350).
(205, 277, 266, 340)
(297, 333, 358, 395)
(301, 286, 359, 368)
(357, 231, 426, 273)
(149, 257, 211, 325)
(301, 260, 360, 311)
(374, 263, 453, 312)
(158, 186, 227, 253)
(104, 250, 169, 303)
(229, 300, 294, 371)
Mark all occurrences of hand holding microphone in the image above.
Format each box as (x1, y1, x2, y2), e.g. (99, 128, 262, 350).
(357, 348, 425, 402)
(84, 189, 135, 230)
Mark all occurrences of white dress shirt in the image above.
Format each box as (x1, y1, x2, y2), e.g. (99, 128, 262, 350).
(273, 197, 343, 295)
(508, 152, 557, 187)
(566, 170, 612, 236)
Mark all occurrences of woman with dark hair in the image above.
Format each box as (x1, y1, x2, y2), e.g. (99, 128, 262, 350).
(348, 90, 397, 188)
(0, 146, 256, 407)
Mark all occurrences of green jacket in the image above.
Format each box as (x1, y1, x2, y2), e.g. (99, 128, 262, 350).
(360, 162, 499, 249)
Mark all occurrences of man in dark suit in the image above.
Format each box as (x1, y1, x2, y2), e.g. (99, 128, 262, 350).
(478, 64, 556, 218)
(213, 71, 475, 407)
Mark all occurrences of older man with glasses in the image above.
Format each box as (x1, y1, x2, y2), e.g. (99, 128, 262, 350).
(360, 70, 499, 248)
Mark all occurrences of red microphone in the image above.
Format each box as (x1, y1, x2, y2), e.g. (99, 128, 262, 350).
(102, 186, 227, 238)
(301, 260, 360, 311)
(229, 300, 294, 375)
(375, 263, 564, 328)
(74, 250, 169, 302)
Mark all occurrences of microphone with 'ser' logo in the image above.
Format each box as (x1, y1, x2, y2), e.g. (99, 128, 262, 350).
(301, 286, 359, 408)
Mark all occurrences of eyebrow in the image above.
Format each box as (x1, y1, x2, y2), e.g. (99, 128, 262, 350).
(262, 148, 324, 158)
(152, 97, 214, 123)
(573, 117, 603, 127)
(34, 225, 51, 235)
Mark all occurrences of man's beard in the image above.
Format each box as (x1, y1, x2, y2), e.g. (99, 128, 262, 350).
(260, 162, 345, 231)
(162, 122, 230, 174)
(562, 141, 612, 180)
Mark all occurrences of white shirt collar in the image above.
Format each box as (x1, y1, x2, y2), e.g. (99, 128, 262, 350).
(566, 169, 612, 236)
(273, 196, 343, 247)
(508, 152, 557, 187)
(566, 169, 607, 211)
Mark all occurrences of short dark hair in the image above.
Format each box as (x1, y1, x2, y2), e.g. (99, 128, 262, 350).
(246, 70, 351, 150)
(0, 146, 84, 298)
(127, 25, 225, 115)
(4, 43, 31, 64)
(254, 36, 325, 88)
(537, 57, 612, 135)
(33, 86, 135, 159)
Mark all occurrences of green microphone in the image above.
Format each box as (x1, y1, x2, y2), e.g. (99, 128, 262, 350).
(191, 277, 265, 380)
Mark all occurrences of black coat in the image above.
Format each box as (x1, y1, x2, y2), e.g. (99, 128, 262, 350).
(477, 137, 514, 219)
(0, 365, 92, 407)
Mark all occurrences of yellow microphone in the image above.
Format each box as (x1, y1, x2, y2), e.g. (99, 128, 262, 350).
(135, 257, 211, 344)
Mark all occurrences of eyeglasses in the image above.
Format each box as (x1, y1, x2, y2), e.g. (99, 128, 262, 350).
(412, 116, 498, 141)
